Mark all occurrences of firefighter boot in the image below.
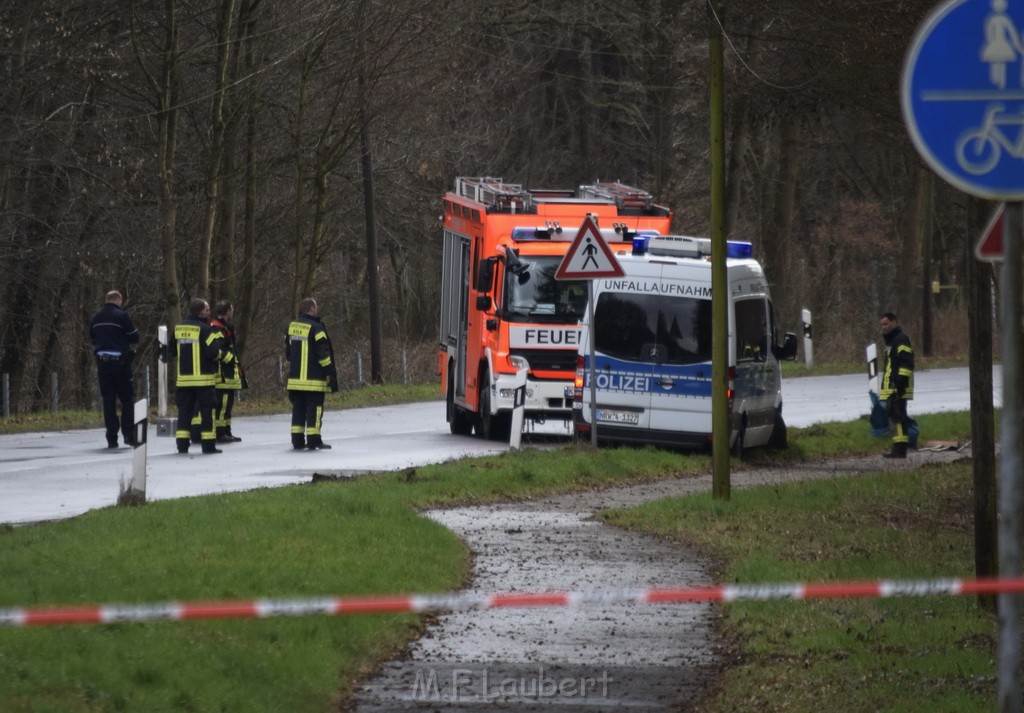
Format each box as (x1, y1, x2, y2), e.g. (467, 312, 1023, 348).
(883, 443, 908, 459)
(292, 435, 307, 450)
(307, 436, 332, 450)
(176, 437, 190, 454)
(216, 427, 235, 444)
(201, 439, 223, 455)
(225, 427, 242, 442)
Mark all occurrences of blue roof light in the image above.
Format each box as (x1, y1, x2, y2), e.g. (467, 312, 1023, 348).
(632, 235, 652, 255)
(726, 240, 753, 259)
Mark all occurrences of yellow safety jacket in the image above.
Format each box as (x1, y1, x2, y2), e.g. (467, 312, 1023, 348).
(173, 318, 223, 387)
(880, 326, 914, 400)
(210, 318, 241, 390)
(285, 314, 334, 392)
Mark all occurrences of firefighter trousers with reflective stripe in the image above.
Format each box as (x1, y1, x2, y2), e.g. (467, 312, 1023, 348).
(176, 386, 217, 450)
(289, 390, 325, 446)
(888, 395, 911, 446)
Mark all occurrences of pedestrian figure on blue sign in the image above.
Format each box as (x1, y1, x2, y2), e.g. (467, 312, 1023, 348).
(981, 0, 1024, 89)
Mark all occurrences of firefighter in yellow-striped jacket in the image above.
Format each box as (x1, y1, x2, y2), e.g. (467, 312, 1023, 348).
(879, 311, 914, 459)
(285, 297, 338, 450)
(172, 298, 226, 455)
(211, 300, 244, 443)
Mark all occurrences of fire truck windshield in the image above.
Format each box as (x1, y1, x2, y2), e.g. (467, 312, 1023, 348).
(503, 255, 588, 324)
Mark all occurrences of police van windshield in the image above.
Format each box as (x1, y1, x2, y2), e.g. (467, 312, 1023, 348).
(503, 256, 588, 324)
(594, 292, 712, 365)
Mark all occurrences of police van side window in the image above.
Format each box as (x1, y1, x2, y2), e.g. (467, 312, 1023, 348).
(595, 293, 712, 365)
(735, 298, 768, 362)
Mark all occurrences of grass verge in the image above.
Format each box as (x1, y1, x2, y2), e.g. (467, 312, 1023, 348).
(0, 409, 990, 711)
(599, 458, 995, 712)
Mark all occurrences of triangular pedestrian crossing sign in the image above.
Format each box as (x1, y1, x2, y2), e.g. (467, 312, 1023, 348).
(555, 216, 625, 280)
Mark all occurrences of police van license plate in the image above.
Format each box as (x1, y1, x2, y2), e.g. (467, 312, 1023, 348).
(596, 409, 639, 425)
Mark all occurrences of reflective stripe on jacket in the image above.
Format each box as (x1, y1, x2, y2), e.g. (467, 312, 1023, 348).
(285, 315, 332, 392)
(173, 319, 222, 387)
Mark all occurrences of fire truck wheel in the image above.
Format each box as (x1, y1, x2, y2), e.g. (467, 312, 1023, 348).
(447, 371, 474, 436)
(476, 377, 512, 441)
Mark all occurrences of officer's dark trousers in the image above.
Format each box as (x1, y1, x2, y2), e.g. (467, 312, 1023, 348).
(289, 390, 325, 447)
(97, 358, 134, 446)
(175, 386, 216, 452)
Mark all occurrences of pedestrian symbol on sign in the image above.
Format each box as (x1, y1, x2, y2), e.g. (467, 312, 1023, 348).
(554, 216, 624, 280)
(902, 0, 1024, 200)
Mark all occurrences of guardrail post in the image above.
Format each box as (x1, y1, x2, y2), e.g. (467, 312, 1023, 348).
(50, 372, 59, 413)
(801, 308, 814, 369)
(118, 398, 148, 506)
(2, 373, 9, 418)
(509, 369, 528, 451)
(155, 326, 174, 437)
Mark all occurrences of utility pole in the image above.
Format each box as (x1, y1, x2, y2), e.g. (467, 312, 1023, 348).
(708, 0, 729, 500)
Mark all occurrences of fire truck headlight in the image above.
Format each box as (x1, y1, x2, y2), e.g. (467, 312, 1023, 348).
(508, 355, 530, 371)
(499, 386, 534, 400)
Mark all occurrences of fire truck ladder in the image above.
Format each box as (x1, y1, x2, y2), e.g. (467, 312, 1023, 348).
(578, 181, 654, 211)
(454, 177, 534, 213)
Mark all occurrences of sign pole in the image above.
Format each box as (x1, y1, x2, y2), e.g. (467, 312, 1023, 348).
(998, 201, 1023, 713)
(902, 5, 1024, 705)
(588, 279, 598, 447)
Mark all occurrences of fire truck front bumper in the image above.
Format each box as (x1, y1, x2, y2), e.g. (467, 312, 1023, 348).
(493, 374, 574, 419)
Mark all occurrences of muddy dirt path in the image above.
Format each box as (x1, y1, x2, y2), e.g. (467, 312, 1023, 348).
(353, 450, 964, 712)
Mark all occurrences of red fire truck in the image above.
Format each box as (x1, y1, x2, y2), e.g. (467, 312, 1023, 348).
(438, 177, 672, 439)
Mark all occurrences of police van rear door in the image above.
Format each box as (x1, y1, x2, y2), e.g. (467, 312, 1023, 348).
(643, 264, 714, 437)
(589, 263, 662, 431)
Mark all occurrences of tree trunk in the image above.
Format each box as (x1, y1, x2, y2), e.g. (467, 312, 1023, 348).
(157, 0, 182, 327)
(198, 0, 238, 297)
(767, 118, 800, 309)
(967, 197, 998, 612)
(236, 0, 259, 358)
(912, 166, 933, 355)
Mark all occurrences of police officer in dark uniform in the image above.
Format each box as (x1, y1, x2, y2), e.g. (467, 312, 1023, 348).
(172, 298, 225, 455)
(285, 297, 338, 450)
(89, 290, 140, 448)
(880, 311, 915, 459)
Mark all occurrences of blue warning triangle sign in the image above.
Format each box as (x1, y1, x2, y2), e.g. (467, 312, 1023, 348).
(555, 216, 625, 280)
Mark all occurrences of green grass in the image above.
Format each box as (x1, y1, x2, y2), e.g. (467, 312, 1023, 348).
(0, 446, 706, 712)
(598, 459, 996, 712)
(0, 408, 993, 711)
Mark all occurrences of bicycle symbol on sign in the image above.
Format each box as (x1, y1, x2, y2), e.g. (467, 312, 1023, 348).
(956, 103, 1024, 174)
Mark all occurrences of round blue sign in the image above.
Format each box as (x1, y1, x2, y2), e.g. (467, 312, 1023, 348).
(902, 0, 1024, 199)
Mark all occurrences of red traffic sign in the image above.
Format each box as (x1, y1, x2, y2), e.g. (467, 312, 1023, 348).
(555, 216, 625, 280)
(975, 203, 1004, 262)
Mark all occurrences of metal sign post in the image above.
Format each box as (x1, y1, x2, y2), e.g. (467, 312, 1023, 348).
(902, 3, 1024, 708)
(554, 217, 625, 448)
(587, 280, 598, 447)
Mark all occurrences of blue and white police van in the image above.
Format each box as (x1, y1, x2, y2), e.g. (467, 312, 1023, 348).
(573, 235, 797, 454)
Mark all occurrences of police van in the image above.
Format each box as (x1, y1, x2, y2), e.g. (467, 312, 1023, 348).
(573, 235, 797, 454)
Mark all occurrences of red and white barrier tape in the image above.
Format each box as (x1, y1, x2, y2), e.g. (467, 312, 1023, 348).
(4, 577, 1024, 628)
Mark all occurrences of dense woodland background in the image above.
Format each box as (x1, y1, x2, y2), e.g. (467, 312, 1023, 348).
(0, 0, 1002, 413)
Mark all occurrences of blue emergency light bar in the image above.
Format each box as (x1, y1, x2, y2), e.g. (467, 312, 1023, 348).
(635, 235, 754, 259)
(726, 240, 753, 258)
